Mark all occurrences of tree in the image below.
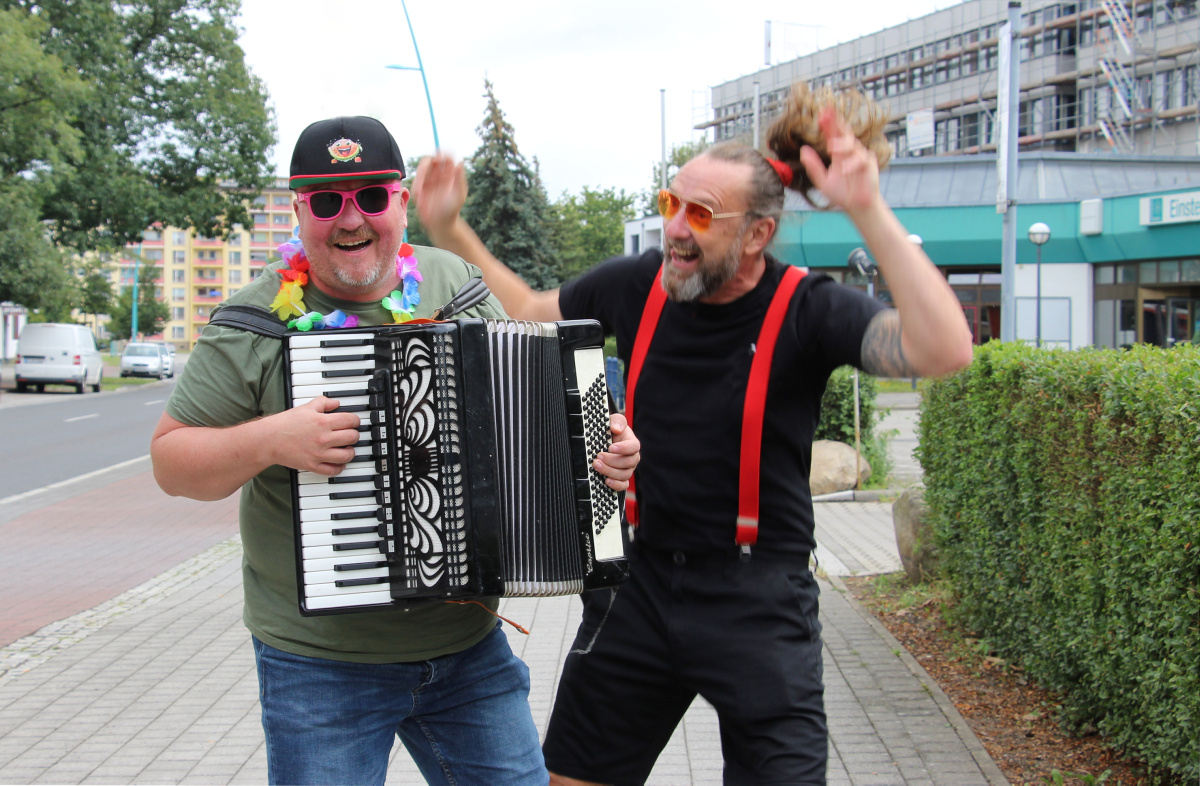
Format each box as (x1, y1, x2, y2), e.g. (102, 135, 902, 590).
(78, 257, 115, 336)
(0, 8, 87, 308)
(107, 262, 169, 340)
(638, 139, 711, 217)
(402, 157, 432, 248)
(0, 0, 275, 312)
(462, 80, 557, 290)
(549, 187, 636, 282)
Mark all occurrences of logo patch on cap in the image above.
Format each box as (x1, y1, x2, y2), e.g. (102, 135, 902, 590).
(328, 138, 363, 164)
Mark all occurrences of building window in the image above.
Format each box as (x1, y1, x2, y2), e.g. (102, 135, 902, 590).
(249, 268, 264, 280)
(273, 232, 291, 245)
(172, 269, 185, 283)
(253, 213, 268, 225)
(143, 229, 162, 242)
(172, 287, 185, 300)
(252, 195, 266, 207)
(228, 232, 242, 245)
(250, 250, 268, 263)
(172, 231, 187, 245)
(273, 213, 291, 225)
(274, 194, 291, 206)
(143, 249, 163, 261)
(229, 269, 243, 284)
(229, 251, 242, 264)
(171, 307, 185, 320)
(173, 250, 186, 264)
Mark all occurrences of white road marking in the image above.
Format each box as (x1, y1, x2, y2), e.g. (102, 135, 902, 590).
(64, 414, 99, 423)
(0, 455, 150, 505)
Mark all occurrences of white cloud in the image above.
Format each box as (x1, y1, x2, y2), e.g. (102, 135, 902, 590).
(237, 0, 954, 197)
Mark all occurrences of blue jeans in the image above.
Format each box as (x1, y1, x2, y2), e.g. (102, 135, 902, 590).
(252, 624, 547, 785)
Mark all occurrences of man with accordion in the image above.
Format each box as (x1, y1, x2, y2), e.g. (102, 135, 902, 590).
(150, 115, 641, 785)
(415, 84, 974, 785)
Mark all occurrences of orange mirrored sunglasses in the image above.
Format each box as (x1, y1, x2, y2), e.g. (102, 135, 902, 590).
(657, 189, 746, 232)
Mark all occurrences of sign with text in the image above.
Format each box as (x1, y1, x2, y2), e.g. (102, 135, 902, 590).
(1140, 191, 1200, 226)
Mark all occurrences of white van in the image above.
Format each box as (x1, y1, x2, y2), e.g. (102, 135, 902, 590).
(14, 323, 104, 394)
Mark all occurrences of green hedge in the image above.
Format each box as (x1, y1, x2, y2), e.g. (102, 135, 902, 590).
(816, 367, 892, 486)
(919, 342, 1199, 778)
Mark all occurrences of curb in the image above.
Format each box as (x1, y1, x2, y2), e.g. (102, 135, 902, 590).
(812, 487, 911, 503)
(828, 571, 1011, 785)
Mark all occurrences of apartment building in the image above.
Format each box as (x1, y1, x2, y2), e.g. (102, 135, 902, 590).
(691, 0, 1200, 349)
(707, 0, 1199, 158)
(117, 178, 297, 351)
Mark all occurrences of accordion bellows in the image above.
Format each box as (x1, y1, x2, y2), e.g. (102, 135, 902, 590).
(285, 319, 629, 615)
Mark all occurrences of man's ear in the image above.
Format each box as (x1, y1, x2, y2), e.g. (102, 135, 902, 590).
(398, 187, 411, 211)
(742, 216, 776, 257)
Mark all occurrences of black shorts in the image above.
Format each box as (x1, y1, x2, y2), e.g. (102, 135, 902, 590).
(543, 544, 827, 786)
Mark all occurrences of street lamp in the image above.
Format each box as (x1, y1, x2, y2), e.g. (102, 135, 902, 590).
(386, 0, 439, 150)
(848, 247, 877, 489)
(906, 233, 923, 247)
(1028, 222, 1050, 348)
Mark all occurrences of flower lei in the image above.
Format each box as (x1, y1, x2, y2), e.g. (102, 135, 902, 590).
(269, 230, 423, 331)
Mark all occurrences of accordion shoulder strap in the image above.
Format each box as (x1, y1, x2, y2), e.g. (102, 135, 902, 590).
(206, 304, 288, 340)
(624, 263, 807, 546)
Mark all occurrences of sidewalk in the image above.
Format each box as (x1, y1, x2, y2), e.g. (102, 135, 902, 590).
(0, 491, 1004, 784)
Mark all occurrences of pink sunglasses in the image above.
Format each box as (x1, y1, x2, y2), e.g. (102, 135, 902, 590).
(296, 182, 404, 221)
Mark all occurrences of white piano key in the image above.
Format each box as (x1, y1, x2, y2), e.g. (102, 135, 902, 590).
(297, 479, 379, 497)
(301, 530, 384, 549)
(290, 357, 375, 375)
(303, 554, 388, 574)
(303, 566, 390, 585)
(297, 468, 377, 486)
(289, 332, 374, 349)
(290, 371, 374, 389)
(302, 543, 385, 561)
(298, 501, 380, 523)
(289, 343, 376, 361)
(293, 394, 371, 410)
(304, 589, 395, 609)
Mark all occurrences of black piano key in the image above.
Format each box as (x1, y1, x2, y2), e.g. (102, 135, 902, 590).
(331, 509, 384, 521)
(332, 540, 383, 551)
(335, 576, 390, 587)
(321, 353, 374, 364)
(331, 524, 379, 536)
(334, 560, 389, 571)
(330, 489, 376, 501)
(328, 474, 375, 485)
(319, 338, 371, 348)
(322, 367, 374, 378)
(326, 387, 372, 398)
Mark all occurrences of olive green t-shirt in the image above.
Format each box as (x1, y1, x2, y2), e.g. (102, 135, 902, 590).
(166, 245, 511, 663)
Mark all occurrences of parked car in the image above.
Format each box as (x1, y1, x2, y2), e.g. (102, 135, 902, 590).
(14, 323, 104, 394)
(157, 343, 175, 378)
(120, 342, 171, 379)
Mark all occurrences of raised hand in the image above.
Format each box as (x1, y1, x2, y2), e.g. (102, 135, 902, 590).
(413, 155, 468, 241)
(798, 107, 881, 216)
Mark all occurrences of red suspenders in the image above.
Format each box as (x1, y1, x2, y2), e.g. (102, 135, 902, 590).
(623, 264, 806, 547)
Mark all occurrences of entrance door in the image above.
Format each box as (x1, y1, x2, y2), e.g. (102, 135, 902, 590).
(1166, 297, 1198, 345)
(962, 306, 978, 344)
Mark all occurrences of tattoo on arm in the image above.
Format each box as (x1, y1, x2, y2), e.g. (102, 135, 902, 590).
(861, 310, 918, 378)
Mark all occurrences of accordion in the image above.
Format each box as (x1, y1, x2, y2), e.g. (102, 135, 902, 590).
(285, 319, 629, 615)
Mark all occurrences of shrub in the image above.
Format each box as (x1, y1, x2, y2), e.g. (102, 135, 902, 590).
(817, 367, 893, 487)
(919, 342, 1200, 778)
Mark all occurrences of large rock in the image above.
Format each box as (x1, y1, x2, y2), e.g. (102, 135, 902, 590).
(809, 439, 871, 496)
(893, 487, 938, 583)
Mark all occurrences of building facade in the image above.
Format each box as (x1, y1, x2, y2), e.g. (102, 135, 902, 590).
(115, 178, 297, 351)
(707, 0, 1199, 158)
(696, 0, 1200, 350)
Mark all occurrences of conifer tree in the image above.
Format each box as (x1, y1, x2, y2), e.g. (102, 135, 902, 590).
(463, 80, 557, 290)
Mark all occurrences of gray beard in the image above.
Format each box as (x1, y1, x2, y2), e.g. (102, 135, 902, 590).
(662, 234, 743, 303)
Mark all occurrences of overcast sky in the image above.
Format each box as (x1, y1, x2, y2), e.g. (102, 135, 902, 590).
(236, 0, 955, 199)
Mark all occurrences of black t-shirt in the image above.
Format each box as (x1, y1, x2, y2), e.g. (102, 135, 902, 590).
(559, 250, 886, 555)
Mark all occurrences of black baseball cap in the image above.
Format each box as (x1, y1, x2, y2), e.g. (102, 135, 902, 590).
(289, 116, 405, 189)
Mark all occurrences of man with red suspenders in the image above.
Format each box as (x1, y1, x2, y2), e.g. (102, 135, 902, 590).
(415, 86, 973, 785)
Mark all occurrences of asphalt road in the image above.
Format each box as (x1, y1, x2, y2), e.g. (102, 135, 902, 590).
(0, 373, 177, 501)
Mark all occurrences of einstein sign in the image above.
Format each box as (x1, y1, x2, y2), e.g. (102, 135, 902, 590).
(1140, 190, 1200, 226)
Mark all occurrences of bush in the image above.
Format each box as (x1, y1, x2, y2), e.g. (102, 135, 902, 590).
(920, 342, 1200, 779)
(817, 367, 893, 487)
